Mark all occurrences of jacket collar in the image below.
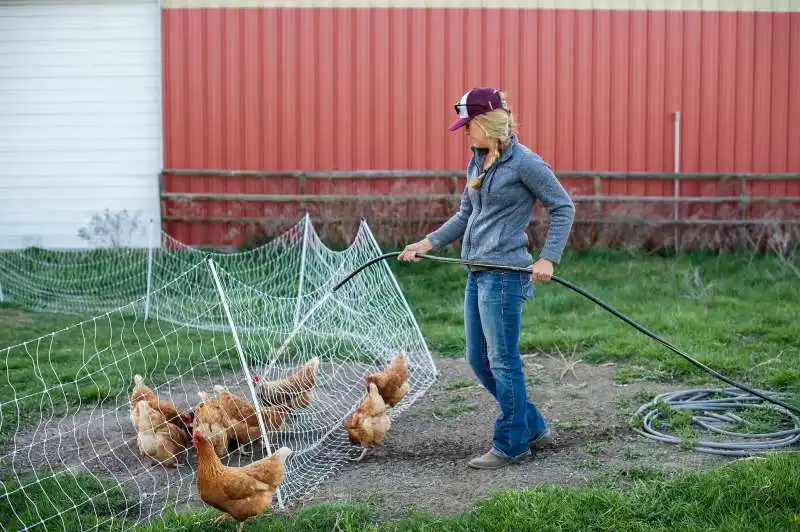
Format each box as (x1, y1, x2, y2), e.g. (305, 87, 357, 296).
(470, 133, 518, 163)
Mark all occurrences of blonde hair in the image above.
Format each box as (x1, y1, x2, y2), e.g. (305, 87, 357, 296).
(469, 91, 516, 190)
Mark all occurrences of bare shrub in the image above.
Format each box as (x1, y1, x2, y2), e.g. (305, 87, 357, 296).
(682, 266, 715, 302)
(740, 208, 800, 280)
(165, 175, 800, 262)
(219, 201, 800, 260)
(77, 209, 145, 248)
(302, 177, 457, 248)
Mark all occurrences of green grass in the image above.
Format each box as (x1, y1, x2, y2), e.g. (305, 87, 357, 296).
(383, 452, 800, 532)
(389, 248, 800, 395)
(1, 248, 798, 530)
(5, 248, 797, 395)
(3, 452, 798, 531)
(0, 472, 130, 531)
(0, 306, 240, 444)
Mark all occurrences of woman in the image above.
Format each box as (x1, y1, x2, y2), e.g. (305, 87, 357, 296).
(398, 87, 575, 470)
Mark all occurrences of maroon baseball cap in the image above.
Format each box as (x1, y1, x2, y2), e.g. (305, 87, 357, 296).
(448, 87, 508, 131)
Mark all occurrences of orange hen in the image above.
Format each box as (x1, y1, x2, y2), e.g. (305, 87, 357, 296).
(365, 351, 410, 407)
(253, 357, 318, 409)
(342, 381, 391, 461)
(193, 432, 292, 532)
(133, 400, 190, 467)
(129, 374, 193, 433)
(192, 391, 231, 458)
(213, 385, 289, 453)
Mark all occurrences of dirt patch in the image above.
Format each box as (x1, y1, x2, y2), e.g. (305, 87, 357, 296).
(0, 372, 222, 522)
(0, 361, 397, 522)
(301, 354, 729, 520)
(0, 354, 730, 526)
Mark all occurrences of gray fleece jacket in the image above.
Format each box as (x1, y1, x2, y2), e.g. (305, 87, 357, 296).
(427, 135, 575, 266)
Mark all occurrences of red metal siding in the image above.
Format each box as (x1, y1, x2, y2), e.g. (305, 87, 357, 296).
(161, 7, 800, 245)
(790, 14, 800, 204)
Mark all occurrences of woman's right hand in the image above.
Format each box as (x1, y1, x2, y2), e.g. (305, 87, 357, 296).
(397, 238, 433, 263)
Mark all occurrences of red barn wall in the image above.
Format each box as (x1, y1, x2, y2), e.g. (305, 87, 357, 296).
(160, 1, 800, 245)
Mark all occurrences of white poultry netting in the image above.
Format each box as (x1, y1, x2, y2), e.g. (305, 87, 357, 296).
(0, 216, 437, 531)
(0, 215, 335, 325)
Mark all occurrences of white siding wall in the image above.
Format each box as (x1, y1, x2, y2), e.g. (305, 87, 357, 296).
(0, 0, 162, 250)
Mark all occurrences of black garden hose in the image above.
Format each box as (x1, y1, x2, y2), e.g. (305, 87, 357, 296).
(332, 251, 800, 419)
(333, 251, 799, 455)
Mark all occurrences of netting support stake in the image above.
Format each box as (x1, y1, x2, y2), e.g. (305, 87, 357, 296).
(292, 212, 310, 327)
(206, 257, 285, 509)
(144, 217, 155, 320)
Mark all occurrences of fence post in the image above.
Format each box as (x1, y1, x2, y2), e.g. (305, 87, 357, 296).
(144, 217, 155, 320)
(673, 174, 681, 255)
(739, 175, 748, 221)
(0, 281, 4, 303)
(593, 175, 602, 219)
(673, 111, 682, 255)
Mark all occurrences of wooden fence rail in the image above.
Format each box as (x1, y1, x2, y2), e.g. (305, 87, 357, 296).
(161, 170, 800, 180)
(160, 170, 800, 217)
(159, 170, 800, 248)
(162, 193, 800, 206)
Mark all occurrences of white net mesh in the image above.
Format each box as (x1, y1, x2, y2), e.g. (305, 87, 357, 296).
(0, 216, 380, 328)
(0, 216, 310, 322)
(0, 217, 438, 531)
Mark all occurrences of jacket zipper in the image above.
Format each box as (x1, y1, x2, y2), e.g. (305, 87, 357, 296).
(464, 157, 483, 260)
(465, 157, 496, 261)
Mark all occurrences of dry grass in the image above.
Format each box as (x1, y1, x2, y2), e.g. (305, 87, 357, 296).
(168, 179, 800, 259)
(527, 204, 800, 256)
(220, 202, 800, 259)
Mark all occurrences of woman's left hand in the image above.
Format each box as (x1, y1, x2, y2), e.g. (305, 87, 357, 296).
(531, 258, 554, 283)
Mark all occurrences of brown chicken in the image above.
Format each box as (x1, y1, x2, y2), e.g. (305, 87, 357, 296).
(259, 403, 291, 430)
(133, 400, 190, 467)
(193, 431, 292, 531)
(342, 381, 391, 461)
(129, 374, 194, 433)
(212, 385, 263, 448)
(365, 351, 410, 407)
(239, 444, 293, 490)
(213, 385, 289, 453)
(253, 357, 319, 409)
(192, 391, 231, 458)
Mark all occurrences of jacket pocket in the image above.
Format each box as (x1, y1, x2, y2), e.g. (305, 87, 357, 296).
(489, 220, 505, 254)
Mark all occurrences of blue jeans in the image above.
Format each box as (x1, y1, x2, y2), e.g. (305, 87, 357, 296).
(464, 269, 548, 459)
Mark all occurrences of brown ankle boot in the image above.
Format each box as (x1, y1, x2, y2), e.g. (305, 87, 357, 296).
(468, 449, 530, 470)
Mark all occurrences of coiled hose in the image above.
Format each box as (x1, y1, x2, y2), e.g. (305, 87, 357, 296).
(333, 252, 800, 456)
(633, 388, 799, 456)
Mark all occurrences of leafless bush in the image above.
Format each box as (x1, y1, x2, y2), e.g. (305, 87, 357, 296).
(525, 203, 676, 255)
(299, 177, 456, 248)
(740, 211, 800, 280)
(165, 179, 800, 263)
(77, 209, 145, 248)
(682, 266, 715, 302)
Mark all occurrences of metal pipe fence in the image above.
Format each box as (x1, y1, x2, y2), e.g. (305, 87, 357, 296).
(161, 169, 800, 180)
(159, 170, 800, 249)
(160, 170, 800, 221)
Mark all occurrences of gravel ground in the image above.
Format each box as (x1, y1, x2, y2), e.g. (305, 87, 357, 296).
(301, 353, 728, 520)
(1, 353, 729, 526)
